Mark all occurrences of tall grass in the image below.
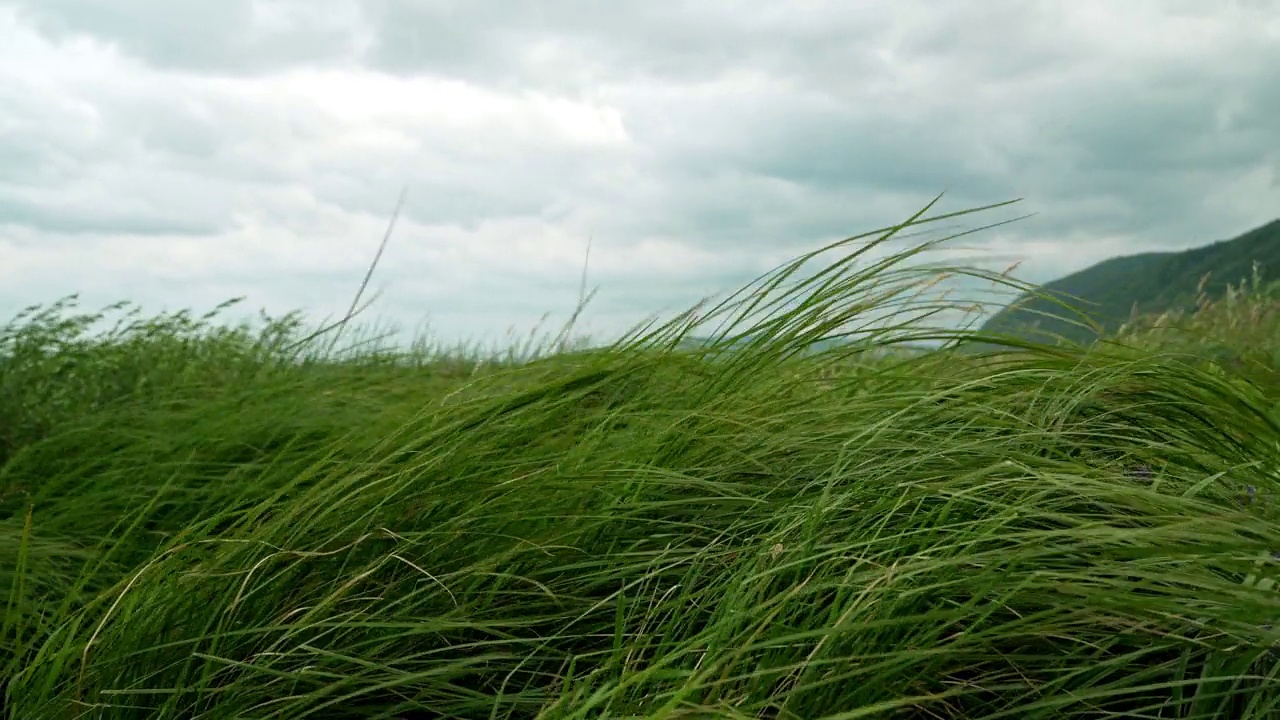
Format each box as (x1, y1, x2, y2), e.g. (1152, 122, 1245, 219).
(4, 198, 1280, 718)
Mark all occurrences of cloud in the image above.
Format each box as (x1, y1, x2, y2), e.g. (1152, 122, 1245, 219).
(0, 1, 1277, 348)
(9, 0, 369, 73)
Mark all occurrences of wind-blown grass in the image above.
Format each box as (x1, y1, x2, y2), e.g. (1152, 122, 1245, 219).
(4, 197, 1280, 718)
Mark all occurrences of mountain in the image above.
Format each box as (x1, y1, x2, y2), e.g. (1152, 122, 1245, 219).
(978, 218, 1280, 346)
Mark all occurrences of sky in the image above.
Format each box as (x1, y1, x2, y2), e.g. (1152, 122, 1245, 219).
(1, 1, 1278, 350)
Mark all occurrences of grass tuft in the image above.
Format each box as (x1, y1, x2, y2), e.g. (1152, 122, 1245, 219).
(4, 199, 1280, 718)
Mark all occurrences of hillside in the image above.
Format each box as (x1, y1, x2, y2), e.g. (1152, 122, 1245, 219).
(980, 217, 1280, 345)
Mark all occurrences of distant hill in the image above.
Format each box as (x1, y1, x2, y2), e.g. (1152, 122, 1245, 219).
(979, 218, 1280, 346)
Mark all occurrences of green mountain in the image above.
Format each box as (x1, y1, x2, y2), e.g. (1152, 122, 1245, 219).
(979, 218, 1280, 346)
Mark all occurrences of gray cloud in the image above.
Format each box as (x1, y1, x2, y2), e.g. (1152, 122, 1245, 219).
(9, 0, 366, 72)
(362, 2, 886, 89)
(0, 1, 1277, 347)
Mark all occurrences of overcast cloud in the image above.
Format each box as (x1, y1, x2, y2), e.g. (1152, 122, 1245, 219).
(1, 1, 1277, 348)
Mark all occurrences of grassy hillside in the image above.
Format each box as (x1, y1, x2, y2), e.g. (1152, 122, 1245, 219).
(5, 201, 1280, 719)
(979, 218, 1280, 346)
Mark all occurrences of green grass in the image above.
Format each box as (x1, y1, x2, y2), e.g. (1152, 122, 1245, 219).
(5, 198, 1280, 718)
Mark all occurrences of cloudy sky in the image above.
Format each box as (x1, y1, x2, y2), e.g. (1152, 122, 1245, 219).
(1, 1, 1277, 349)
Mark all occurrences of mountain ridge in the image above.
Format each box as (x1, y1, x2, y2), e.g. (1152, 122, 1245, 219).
(978, 217, 1280, 345)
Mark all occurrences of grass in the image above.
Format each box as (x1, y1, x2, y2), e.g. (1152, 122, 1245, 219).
(4, 197, 1280, 718)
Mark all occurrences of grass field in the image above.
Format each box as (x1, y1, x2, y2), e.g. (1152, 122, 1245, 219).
(5, 201, 1280, 718)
